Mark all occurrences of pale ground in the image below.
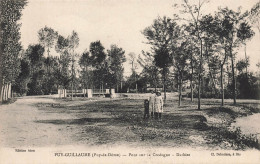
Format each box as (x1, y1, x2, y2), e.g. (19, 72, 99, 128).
(0, 94, 259, 150)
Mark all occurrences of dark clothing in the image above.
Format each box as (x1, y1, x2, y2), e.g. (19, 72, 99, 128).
(154, 112, 162, 120)
(143, 99, 149, 119)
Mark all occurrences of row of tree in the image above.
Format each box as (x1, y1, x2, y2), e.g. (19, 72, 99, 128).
(0, 0, 28, 102)
(0, 0, 127, 101)
(13, 29, 126, 97)
(1, 0, 259, 106)
(137, 0, 260, 108)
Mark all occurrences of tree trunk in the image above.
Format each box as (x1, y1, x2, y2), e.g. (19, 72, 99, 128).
(3, 84, 7, 101)
(0, 47, 2, 103)
(190, 54, 194, 102)
(0, 83, 3, 102)
(71, 59, 74, 100)
(102, 82, 104, 96)
(8, 83, 11, 99)
(198, 38, 203, 110)
(163, 68, 166, 102)
(230, 47, 236, 105)
(220, 66, 224, 106)
(179, 71, 183, 107)
(245, 44, 248, 77)
(120, 81, 122, 93)
(230, 51, 237, 105)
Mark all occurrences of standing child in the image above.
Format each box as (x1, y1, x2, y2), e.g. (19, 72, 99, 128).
(154, 91, 163, 120)
(143, 99, 149, 119)
(149, 91, 155, 118)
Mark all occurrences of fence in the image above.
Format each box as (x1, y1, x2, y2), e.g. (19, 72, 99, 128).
(0, 83, 12, 102)
(57, 88, 115, 98)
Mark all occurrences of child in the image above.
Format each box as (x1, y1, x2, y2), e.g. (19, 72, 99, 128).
(154, 91, 163, 120)
(143, 99, 149, 119)
(149, 91, 155, 118)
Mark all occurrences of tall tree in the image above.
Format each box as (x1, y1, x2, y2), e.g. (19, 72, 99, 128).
(172, 41, 189, 106)
(89, 41, 106, 92)
(217, 7, 248, 105)
(106, 44, 126, 93)
(0, 0, 27, 102)
(79, 50, 92, 90)
(128, 52, 138, 93)
(179, 0, 208, 110)
(55, 35, 71, 89)
(237, 22, 255, 76)
(200, 14, 219, 96)
(38, 26, 58, 58)
(25, 44, 45, 95)
(68, 31, 79, 100)
(143, 16, 180, 101)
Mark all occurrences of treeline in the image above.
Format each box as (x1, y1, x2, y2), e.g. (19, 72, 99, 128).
(0, 1, 127, 101)
(134, 0, 260, 108)
(1, 0, 260, 106)
(0, 0, 28, 102)
(13, 29, 126, 96)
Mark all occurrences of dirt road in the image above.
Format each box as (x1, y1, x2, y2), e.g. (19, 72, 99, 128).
(0, 95, 259, 150)
(0, 96, 81, 147)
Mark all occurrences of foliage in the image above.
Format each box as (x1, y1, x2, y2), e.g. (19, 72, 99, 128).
(0, 0, 28, 85)
(38, 26, 58, 55)
(105, 44, 126, 89)
(237, 72, 259, 99)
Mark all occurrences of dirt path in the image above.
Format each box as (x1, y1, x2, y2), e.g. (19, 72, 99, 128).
(0, 96, 82, 147)
(0, 95, 259, 150)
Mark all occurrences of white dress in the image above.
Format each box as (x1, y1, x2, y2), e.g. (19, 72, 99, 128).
(149, 94, 155, 113)
(154, 95, 163, 113)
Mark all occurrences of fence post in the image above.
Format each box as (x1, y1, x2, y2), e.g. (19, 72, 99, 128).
(3, 84, 7, 101)
(87, 89, 92, 98)
(58, 89, 61, 98)
(64, 89, 67, 98)
(8, 83, 11, 99)
(0, 84, 3, 102)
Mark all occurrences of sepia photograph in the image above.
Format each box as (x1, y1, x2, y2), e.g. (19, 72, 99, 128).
(0, 0, 260, 163)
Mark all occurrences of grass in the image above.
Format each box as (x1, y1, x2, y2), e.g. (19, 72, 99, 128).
(34, 96, 260, 150)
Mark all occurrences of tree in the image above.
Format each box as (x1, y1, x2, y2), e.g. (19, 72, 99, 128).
(38, 26, 58, 94)
(128, 52, 138, 93)
(55, 35, 71, 89)
(200, 14, 218, 94)
(172, 41, 190, 106)
(13, 57, 30, 95)
(68, 31, 79, 100)
(79, 50, 92, 90)
(246, 1, 260, 35)
(38, 26, 58, 58)
(106, 45, 126, 93)
(237, 22, 255, 76)
(25, 44, 45, 95)
(181, 24, 199, 102)
(0, 0, 27, 102)
(212, 12, 233, 106)
(217, 7, 249, 105)
(179, 0, 208, 110)
(89, 41, 106, 92)
(143, 16, 180, 101)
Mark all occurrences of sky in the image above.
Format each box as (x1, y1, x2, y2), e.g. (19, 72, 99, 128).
(20, 0, 260, 76)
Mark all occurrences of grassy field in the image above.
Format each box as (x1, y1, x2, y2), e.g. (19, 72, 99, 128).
(33, 95, 260, 150)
